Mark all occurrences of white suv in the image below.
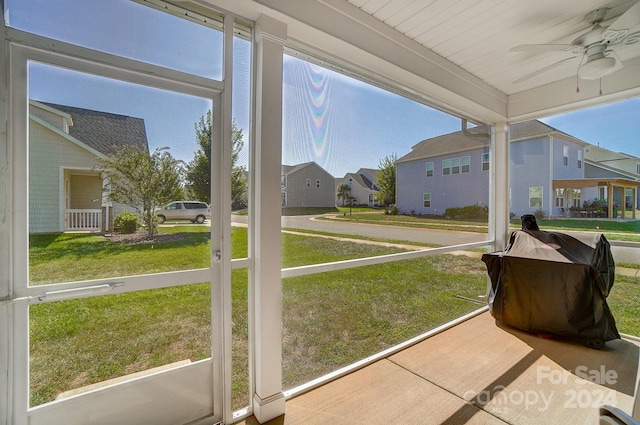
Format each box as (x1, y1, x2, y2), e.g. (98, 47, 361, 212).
(156, 201, 211, 224)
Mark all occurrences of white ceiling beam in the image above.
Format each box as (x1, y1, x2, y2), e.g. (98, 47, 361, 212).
(250, 0, 508, 122)
(508, 56, 640, 122)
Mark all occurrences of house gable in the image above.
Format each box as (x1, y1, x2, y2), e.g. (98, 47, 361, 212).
(281, 161, 336, 207)
(28, 101, 150, 233)
(40, 101, 149, 156)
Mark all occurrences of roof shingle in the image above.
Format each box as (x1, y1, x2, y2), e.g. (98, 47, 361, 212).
(42, 102, 149, 156)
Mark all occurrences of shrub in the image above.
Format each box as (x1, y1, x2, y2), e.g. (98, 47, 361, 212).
(533, 208, 546, 220)
(113, 211, 141, 234)
(444, 204, 488, 220)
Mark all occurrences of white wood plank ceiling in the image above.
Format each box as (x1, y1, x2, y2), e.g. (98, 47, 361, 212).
(212, 0, 640, 121)
(346, 0, 640, 95)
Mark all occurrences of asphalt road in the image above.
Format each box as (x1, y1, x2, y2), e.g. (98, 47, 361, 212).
(231, 214, 639, 265)
(281, 215, 486, 247)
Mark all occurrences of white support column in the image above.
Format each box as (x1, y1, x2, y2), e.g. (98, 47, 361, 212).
(250, 14, 286, 424)
(490, 122, 510, 251)
(548, 136, 554, 219)
(0, 15, 11, 425)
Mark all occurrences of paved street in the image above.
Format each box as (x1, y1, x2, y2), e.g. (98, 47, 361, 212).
(230, 214, 639, 266)
(282, 215, 487, 246)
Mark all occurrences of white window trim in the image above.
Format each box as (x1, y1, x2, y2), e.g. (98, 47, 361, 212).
(529, 186, 543, 208)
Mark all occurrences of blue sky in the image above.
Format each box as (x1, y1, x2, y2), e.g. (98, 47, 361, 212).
(13, 0, 640, 178)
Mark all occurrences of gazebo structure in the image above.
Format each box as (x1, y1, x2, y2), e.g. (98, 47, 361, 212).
(553, 178, 639, 219)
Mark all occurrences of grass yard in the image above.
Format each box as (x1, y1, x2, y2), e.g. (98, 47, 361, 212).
(27, 223, 640, 411)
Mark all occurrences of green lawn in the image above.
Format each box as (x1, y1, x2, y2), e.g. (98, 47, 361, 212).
(27, 222, 640, 410)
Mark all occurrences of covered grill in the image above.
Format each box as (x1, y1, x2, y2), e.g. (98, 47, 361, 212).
(482, 222, 619, 349)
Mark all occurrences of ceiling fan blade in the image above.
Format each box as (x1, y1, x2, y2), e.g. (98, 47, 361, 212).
(510, 44, 583, 54)
(603, 0, 640, 41)
(513, 56, 578, 84)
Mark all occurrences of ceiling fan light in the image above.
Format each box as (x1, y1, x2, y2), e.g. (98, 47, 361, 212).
(578, 56, 616, 80)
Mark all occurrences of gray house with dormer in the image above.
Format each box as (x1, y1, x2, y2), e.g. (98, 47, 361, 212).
(337, 168, 380, 207)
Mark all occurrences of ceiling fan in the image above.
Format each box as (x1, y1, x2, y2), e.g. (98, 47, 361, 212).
(511, 1, 640, 83)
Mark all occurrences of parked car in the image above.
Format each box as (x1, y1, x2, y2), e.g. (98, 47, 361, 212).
(156, 201, 211, 224)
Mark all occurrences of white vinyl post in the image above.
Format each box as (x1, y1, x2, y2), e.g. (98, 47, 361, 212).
(490, 122, 510, 251)
(250, 14, 287, 423)
(0, 14, 11, 425)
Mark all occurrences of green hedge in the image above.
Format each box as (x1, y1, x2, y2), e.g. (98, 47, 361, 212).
(444, 204, 488, 220)
(113, 211, 141, 234)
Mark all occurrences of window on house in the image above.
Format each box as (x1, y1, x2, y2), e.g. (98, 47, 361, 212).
(451, 158, 460, 174)
(316, 179, 320, 188)
(482, 152, 489, 171)
(573, 189, 582, 208)
(423, 193, 431, 208)
(563, 146, 569, 166)
(529, 187, 543, 208)
(426, 162, 433, 177)
(577, 150, 583, 169)
(461, 156, 470, 173)
(281, 175, 286, 187)
(599, 186, 606, 200)
(306, 178, 311, 187)
(555, 188, 564, 207)
(442, 159, 451, 175)
(636, 163, 640, 174)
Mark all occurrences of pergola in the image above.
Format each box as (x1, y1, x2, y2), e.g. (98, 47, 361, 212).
(553, 178, 639, 219)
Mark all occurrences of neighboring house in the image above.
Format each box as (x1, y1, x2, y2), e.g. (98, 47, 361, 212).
(396, 125, 490, 216)
(509, 120, 589, 218)
(337, 168, 380, 207)
(281, 161, 336, 208)
(396, 120, 639, 218)
(584, 145, 640, 210)
(29, 100, 149, 233)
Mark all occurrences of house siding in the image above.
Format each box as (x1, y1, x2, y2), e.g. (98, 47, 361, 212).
(397, 148, 489, 215)
(31, 105, 68, 133)
(509, 136, 585, 217)
(509, 137, 551, 216)
(282, 163, 335, 207)
(30, 120, 102, 233)
(70, 175, 103, 209)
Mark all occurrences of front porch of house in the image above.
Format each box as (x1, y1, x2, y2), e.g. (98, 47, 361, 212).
(240, 310, 640, 425)
(63, 170, 110, 233)
(554, 178, 639, 220)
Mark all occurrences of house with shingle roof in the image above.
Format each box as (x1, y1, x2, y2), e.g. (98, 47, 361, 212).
(337, 168, 380, 207)
(396, 120, 638, 218)
(281, 161, 336, 208)
(29, 100, 149, 233)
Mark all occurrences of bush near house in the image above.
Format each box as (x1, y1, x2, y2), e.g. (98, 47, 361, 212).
(445, 204, 488, 220)
(113, 211, 142, 234)
(533, 208, 546, 220)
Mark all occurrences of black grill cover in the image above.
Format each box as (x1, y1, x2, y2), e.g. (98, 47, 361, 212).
(482, 229, 619, 347)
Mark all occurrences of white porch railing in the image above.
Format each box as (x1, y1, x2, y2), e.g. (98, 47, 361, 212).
(65, 209, 102, 231)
